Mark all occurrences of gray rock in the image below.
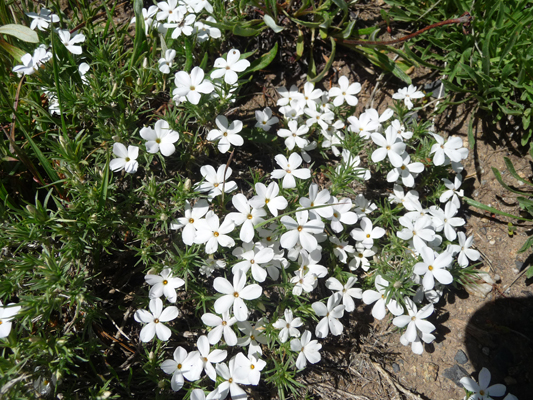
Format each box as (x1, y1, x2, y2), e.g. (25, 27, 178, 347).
(515, 261, 524, 270)
(392, 363, 400, 373)
(454, 350, 468, 365)
(443, 364, 469, 387)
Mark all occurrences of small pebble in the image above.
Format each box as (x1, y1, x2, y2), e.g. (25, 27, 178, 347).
(392, 363, 400, 373)
(443, 365, 469, 387)
(515, 261, 524, 270)
(494, 274, 501, 282)
(482, 347, 490, 356)
(454, 350, 468, 365)
(473, 190, 479, 197)
(489, 240, 496, 245)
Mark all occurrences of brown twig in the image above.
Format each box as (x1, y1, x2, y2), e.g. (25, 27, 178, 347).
(339, 12, 473, 46)
(371, 361, 425, 400)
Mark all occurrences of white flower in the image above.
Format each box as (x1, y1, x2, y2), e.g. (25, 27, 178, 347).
(325, 277, 362, 312)
(297, 82, 323, 109)
(354, 194, 377, 217)
(255, 107, 279, 131)
(290, 330, 322, 369)
(161, 346, 201, 391)
(304, 107, 334, 130)
(349, 243, 375, 271)
(194, 211, 235, 254)
(460, 367, 507, 400)
(276, 84, 302, 107)
(386, 154, 424, 187)
(130, 6, 158, 35)
(234, 353, 266, 385)
(199, 257, 225, 277)
(350, 217, 385, 248)
(299, 183, 333, 219)
(213, 270, 262, 321)
(206, 115, 244, 154)
(227, 194, 266, 243)
(170, 199, 209, 245)
(290, 269, 317, 296)
(280, 210, 324, 253)
(273, 309, 302, 343)
(12, 46, 52, 76)
(168, 11, 195, 38)
(140, 120, 180, 156)
(216, 358, 249, 399)
(210, 49, 250, 85)
(26, 8, 59, 30)
(109, 143, 139, 174)
(232, 242, 274, 283)
(393, 297, 435, 354)
(145, 267, 185, 303)
(413, 247, 453, 290)
(158, 49, 176, 74)
(271, 153, 311, 189)
(371, 126, 406, 168)
(237, 319, 268, 357)
(429, 202, 465, 241)
(330, 236, 355, 264)
(0, 301, 21, 338)
(455, 232, 481, 267)
(347, 113, 380, 140)
(249, 182, 288, 217)
(430, 133, 469, 166)
(440, 175, 464, 208)
(195, 164, 237, 199)
(277, 120, 309, 150)
(195, 335, 227, 381)
(390, 119, 413, 140)
(156, 0, 181, 22)
(194, 17, 221, 42)
(313, 293, 345, 338)
(392, 84, 425, 110)
(134, 298, 179, 342)
(57, 30, 85, 55)
(328, 76, 361, 106)
(396, 216, 435, 253)
(388, 184, 419, 210)
(328, 197, 358, 233)
(78, 62, 90, 84)
(362, 275, 404, 320)
(201, 311, 238, 345)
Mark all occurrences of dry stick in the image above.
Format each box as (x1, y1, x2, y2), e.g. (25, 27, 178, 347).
(371, 361, 425, 400)
(315, 383, 370, 400)
(503, 266, 530, 293)
(69, 2, 128, 34)
(338, 12, 473, 47)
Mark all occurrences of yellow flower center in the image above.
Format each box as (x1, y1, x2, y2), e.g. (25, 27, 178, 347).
(386, 145, 391, 150)
(265, 198, 270, 204)
(222, 321, 227, 326)
(190, 86, 195, 91)
(250, 335, 255, 340)
(125, 157, 130, 162)
(366, 233, 370, 238)
(189, 218, 194, 224)
(286, 323, 290, 328)
(156, 138, 161, 144)
(428, 265, 433, 271)
(214, 183, 219, 187)
(297, 226, 303, 232)
(233, 292, 239, 297)
(247, 214, 253, 219)
(250, 364, 255, 369)
(163, 280, 168, 285)
(214, 231, 219, 237)
(154, 318, 160, 323)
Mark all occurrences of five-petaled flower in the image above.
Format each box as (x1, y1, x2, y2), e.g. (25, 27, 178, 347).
(134, 298, 179, 342)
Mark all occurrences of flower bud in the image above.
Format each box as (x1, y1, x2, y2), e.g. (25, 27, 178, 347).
(142, 58, 148, 69)
(183, 178, 191, 191)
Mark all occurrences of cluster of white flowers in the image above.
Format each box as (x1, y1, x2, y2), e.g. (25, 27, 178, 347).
(461, 367, 518, 400)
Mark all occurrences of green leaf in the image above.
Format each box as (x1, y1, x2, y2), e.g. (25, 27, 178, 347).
(308, 37, 336, 83)
(492, 167, 527, 195)
(463, 196, 532, 221)
(130, 0, 147, 69)
(356, 26, 379, 36)
(233, 24, 262, 37)
(504, 157, 533, 187)
(290, 17, 322, 28)
(526, 265, 533, 278)
(98, 154, 110, 213)
(0, 37, 26, 61)
(296, 30, 304, 60)
(184, 37, 193, 72)
(468, 116, 475, 149)
(519, 237, 533, 254)
(0, 24, 39, 43)
(263, 15, 284, 33)
(245, 42, 278, 73)
(332, 0, 348, 17)
(482, 27, 494, 75)
(342, 20, 355, 39)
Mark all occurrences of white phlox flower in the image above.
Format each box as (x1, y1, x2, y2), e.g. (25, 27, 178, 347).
(134, 298, 179, 342)
(158, 49, 176, 74)
(290, 330, 322, 369)
(57, 30, 86, 55)
(347, 113, 379, 140)
(156, 0, 181, 22)
(276, 84, 303, 107)
(188, 0, 213, 14)
(451, 232, 480, 267)
(161, 346, 201, 391)
(354, 194, 377, 217)
(12, 46, 52, 76)
(328, 197, 358, 233)
(0, 301, 22, 338)
(413, 246, 453, 291)
(313, 293, 345, 338)
(386, 153, 425, 188)
(194, 211, 235, 254)
(109, 143, 139, 174)
(201, 310, 238, 345)
(321, 124, 344, 156)
(362, 275, 404, 320)
(210, 49, 250, 85)
(371, 125, 406, 168)
(304, 107, 334, 130)
(213, 270, 262, 321)
(325, 276, 362, 312)
(78, 62, 90, 84)
(206, 115, 244, 153)
(170, 199, 209, 245)
(232, 242, 274, 283)
(140, 119, 180, 156)
(271, 152, 311, 189)
(364, 107, 394, 128)
(234, 352, 266, 385)
(396, 215, 435, 253)
(280, 210, 324, 253)
(429, 202, 465, 241)
(440, 175, 464, 208)
(349, 243, 375, 271)
(194, 17, 221, 42)
(194, 335, 227, 381)
(300, 140, 317, 163)
(273, 309, 303, 343)
(328, 76, 361, 106)
(298, 82, 323, 109)
(145, 267, 185, 303)
(131, 5, 158, 34)
(255, 107, 279, 131)
(290, 269, 317, 296)
(199, 257, 226, 277)
(460, 367, 507, 400)
(392, 84, 425, 110)
(299, 183, 333, 219)
(350, 217, 385, 248)
(329, 236, 355, 264)
(195, 164, 237, 199)
(227, 194, 266, 243)
(277, 120, 309, 150)
(237, 319, 268, 357)
(390, 119, 413, 140)
(167, 9, 196, 38)
(393, 297, 436, 355)
(26, 8, 59, 30)
(279, 104, 304, 120)
(430, 133, 469, 166)
(297, 251, 327, 278)
(249, 182, 288, 217)
(215, 357, 249, 399)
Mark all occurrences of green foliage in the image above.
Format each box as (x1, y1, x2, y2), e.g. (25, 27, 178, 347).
(386, 0, 533, 146)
